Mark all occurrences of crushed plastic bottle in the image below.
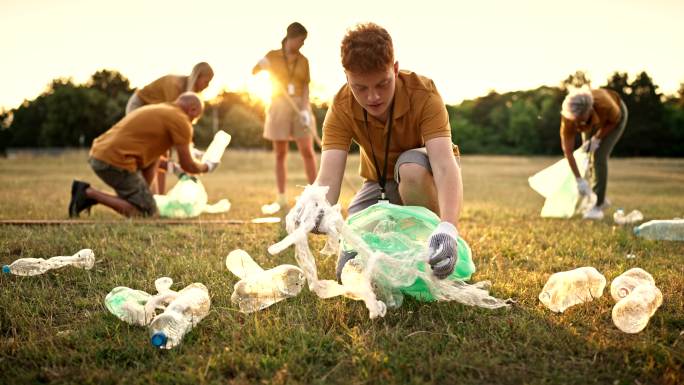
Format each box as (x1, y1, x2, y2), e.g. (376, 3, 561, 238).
(154, 174, 231, 218)
(105, 277, 176, 326)
(201, 130, 231, 163)
(226, 249, 305, 313)
(609, 268, 655, 302)
(268, 185, 510, 319)
(149, 282, 211, 349)
(2, 249, 95, 276)
(612, 284, 663, 333)
(633, 219, 684, 241)
(613, 209, 644, 225)
(539, 266, 606, 313)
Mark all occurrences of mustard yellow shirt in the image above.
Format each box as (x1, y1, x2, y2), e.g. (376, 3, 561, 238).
(561, 88, 622, 139)
(90, 103, 193, 172)
(322, 70, 457, 181)
(264, 49, 310, 98)
(135, 75, 187, 105)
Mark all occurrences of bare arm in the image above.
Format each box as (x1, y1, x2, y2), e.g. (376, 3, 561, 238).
(560, 130, 581, 178)
(425, 137, 462, 227)
(315, 149, 348, 204)
(175, 144, 208, 174)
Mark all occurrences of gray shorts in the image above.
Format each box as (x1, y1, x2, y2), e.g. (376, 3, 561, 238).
(88, 157, 158, 216)
(348, 148, 432, 215)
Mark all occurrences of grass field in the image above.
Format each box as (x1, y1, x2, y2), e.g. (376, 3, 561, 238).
(0, 150, 682, 385)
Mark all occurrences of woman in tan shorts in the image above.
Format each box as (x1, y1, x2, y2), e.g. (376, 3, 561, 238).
(125, 62, 214, 194)
(253, 22, 317, 212)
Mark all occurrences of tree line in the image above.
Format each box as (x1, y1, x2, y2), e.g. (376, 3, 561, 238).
(1, 70, 682, 157)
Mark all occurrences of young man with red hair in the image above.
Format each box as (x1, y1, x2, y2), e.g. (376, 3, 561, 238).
(292, 23, 463, 281)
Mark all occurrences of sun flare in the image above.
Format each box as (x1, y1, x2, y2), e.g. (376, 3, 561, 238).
(246, 71, 274, 105)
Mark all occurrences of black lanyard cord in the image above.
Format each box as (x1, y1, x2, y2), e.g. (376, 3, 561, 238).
(363, 98, 395, 200)
(282, 49, 299, 83)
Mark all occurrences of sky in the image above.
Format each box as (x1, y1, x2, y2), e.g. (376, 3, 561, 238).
(1, 0, 683, 110)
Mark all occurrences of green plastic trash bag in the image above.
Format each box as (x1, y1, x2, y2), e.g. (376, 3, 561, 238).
(154, 174, 231, 218)
(344, 202, 475, 303)
(528, 148, 592, 218)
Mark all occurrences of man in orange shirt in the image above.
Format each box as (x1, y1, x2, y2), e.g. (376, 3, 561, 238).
(291, 23, 463, 281)
(68, 92, 219, 218)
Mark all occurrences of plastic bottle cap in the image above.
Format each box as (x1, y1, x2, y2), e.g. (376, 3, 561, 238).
(150, 332, 168, 348)
(2, 265, 9, 274)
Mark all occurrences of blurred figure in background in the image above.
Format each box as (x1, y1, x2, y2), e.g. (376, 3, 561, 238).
(560, 86, 628, 220)
(125, 62, 214, 194)
(68, 92, 219, 218)
(252, 22, 317, 213)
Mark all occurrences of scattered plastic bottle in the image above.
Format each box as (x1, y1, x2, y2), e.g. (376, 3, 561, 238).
(201, 130, 231, 163)
(104, 277, 176, 326)
(633, 219, 684, 241)
(149, 283, 210, 349)
(226, 249, 305, 313)
(2, 249, 95, 276)
(539, 266, 606, 313)
(610, 268, 655, 302)
(612, 284, 663, 333)
(613, 209, 644, 225)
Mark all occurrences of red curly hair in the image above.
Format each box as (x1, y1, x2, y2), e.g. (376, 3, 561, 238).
(341, 23, 394, 73)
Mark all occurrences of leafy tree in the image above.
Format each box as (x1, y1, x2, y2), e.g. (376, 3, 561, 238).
(562, 70, 591, 90)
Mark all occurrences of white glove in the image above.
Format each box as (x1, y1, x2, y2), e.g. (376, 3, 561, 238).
(427, 222, 459, 279)
(204, 160, 219, 173)
(582, 137, 601, 153)
(290, 199, 327, 234)
(191, 146, 205, 160)
(166, 160, 183, 176)
(576, 177, 591, 196)
(299, 110, 312, 127)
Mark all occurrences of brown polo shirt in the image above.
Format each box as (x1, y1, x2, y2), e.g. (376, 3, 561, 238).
(90, 103, 193, 172)
(264, 49, 310, 97)
(322, 70, 456, 181)
(135, 75, 187, 105)
(561, 88, 623, 139)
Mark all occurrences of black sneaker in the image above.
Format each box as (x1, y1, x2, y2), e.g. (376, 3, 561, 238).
(68, 180, 96, 218)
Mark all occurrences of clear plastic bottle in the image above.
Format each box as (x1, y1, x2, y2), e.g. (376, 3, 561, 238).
(105, 277, 176, 326)
(201, 130, 231, 163)
(610, 268, 655, 302)
(226, 249, 305, 313)
(613, 209, 644, 225)
(539, 266, 606, 313)
(2, 249, 95, 276)
(148, 283, 211, 349)
(633, 219, 684, 241)
(612, 284, 663, 333)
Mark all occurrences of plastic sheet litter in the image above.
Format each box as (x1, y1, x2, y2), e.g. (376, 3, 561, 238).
(528, 148, 595, 218)
(154, 174, 231, 218)
(2, 249, 95, 276)
(268, 185, 511, 319)
(539, 266, 606, 313)
(226, 249, 305, 313)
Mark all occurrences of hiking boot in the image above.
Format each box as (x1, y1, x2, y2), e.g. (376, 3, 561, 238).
(69, 180, 96, 218)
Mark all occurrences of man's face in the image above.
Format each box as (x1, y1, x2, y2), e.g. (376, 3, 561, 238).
(345, 62, 398, 120)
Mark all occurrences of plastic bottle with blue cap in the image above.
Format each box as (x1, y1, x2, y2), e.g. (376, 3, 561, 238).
(2, 249, 94, 276)
(148, 282, 210, 349)
(633, 219, 684, 241)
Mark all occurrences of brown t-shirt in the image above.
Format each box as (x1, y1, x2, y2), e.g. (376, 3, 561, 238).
(560, 88, 622, 138)
(322, 70, 456, 181)
(264, 49, 310, 97)
(135, 75, 187, 105)
(90, 103, 193, 172)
